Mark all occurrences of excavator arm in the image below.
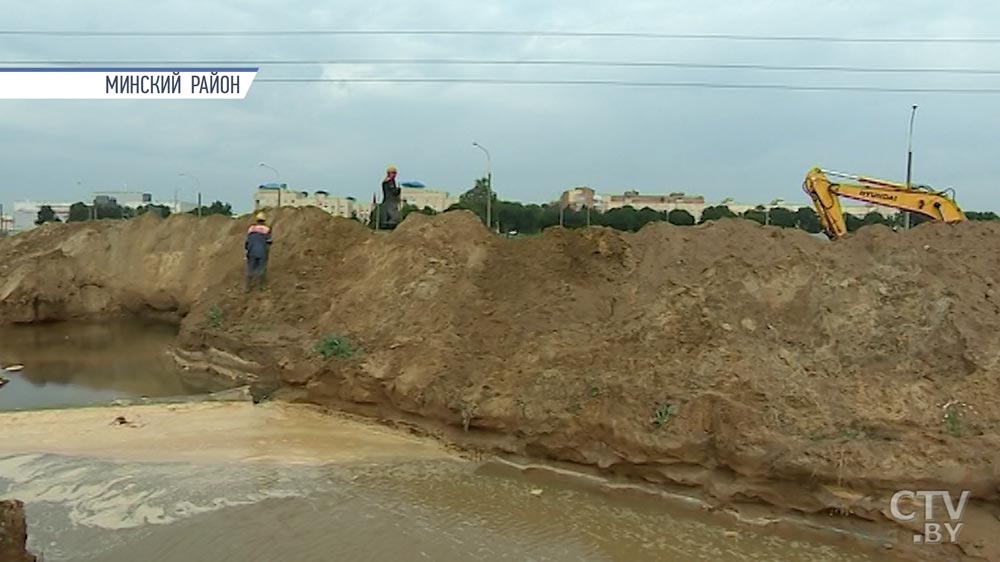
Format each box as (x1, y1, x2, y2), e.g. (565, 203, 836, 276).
(802, 167, 965, 239)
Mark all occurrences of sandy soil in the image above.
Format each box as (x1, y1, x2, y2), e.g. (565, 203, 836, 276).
(2, 208, 1000, 561)
(0, 402, 454, 465)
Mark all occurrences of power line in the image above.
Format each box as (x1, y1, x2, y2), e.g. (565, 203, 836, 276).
(5, 58, 1000, 75)
(255, 77, 1000, 93)
(2, 29, 1000, 43)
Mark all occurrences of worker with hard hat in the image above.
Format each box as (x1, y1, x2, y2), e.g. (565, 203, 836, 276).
(380, 164, 402, 229)
(245, 211, 273, 291)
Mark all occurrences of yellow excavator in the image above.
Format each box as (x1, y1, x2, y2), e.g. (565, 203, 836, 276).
(802, 167, 966, 240)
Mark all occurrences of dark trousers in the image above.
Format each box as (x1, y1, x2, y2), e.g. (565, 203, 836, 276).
(380, 204, 400, 230)
(245, 255, 268, 290)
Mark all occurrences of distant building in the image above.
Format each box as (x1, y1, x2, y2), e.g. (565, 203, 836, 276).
(0, 213, 14, 234)
(399, 187, 458, 213)
(11, 190, 187, 232)
(12, 201, 73, 230)
(599, 190, 706, 213)
(253, 184, 363, 219)
(252, 183, 457, 221)
(560, 187, 596, 211)
(91, 190, 153, 208)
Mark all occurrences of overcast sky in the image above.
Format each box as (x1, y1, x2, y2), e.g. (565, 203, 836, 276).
(3, 0, 1000, 214)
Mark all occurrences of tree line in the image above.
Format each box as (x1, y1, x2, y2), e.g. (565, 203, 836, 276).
(397, 178, 1000, 235)
(35, 200, 234, 225)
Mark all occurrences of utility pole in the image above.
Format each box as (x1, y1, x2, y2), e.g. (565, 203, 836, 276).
(904, 104, 918, 230)
(179, 172, 203, 217)
(472, 142, 492, 231)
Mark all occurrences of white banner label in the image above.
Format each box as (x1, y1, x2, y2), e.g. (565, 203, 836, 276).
(0, 68, 259, 99)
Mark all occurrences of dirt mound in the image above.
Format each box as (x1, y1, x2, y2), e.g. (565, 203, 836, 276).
(3, 210, 1000, 560)
(0, 500, 36, 562)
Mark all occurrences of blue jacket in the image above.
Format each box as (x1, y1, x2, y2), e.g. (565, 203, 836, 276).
(245, 224, 272, 258)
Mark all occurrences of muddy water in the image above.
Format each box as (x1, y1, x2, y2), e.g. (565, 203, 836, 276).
(1, 453, 895, 562)
(0, 405, 899, 562)
(0, 320, 229, 411)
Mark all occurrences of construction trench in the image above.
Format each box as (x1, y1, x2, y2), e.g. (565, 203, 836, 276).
(1, 208, 999, 561)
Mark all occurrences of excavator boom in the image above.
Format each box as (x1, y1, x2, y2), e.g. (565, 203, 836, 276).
(802, 167, 965, 239)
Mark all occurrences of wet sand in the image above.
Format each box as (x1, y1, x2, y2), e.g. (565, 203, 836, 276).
(0, 401, 454, 464)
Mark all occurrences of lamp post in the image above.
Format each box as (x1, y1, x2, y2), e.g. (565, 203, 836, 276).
(904, 104, 918, 230)
(179, 172, 203, 217)
(472, 142, 492, 231)
(76, 180, 96, 220)
(258, 161, 282, 207)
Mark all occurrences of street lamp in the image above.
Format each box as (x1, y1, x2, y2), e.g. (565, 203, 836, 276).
(178, 172, 203, 217)
(257, 161, 280, 182)
(903, 104, 918, 230)
(76, 179, 97, 220)
(472, 142, 492, 231)
(257, 162, 283, 207)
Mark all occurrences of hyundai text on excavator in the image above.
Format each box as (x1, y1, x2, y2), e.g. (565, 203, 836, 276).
(802, 167, 966, 240)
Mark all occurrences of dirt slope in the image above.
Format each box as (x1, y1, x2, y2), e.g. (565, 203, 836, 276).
(2, 210, 1000, 561)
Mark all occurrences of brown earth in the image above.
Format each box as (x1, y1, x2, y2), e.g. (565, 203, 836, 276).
(0, 500, 37, 562)
(2, 209, 1000, 561)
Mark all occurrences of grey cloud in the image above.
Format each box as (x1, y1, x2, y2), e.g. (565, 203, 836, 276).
(2, 0, 1000, 213)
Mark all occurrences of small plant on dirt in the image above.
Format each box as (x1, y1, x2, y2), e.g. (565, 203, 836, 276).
(314, 333, 353, 359)
(942, 400, 964, 436)
(652, 402, 678, 429)
(206, 305, 223, 328)
(589, 386, 600, 398)
(839, 429, 862, 441)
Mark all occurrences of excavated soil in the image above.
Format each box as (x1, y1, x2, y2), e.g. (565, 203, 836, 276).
(2, 209, 1000, 561)
(0, 500, 36, 562)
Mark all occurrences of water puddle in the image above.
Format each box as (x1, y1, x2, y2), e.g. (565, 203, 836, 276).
(0, 452, 899, 562)
(0, 320, 230, 411)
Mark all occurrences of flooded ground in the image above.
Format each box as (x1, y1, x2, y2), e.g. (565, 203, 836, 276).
(0, 320, 229, 411)
(0, 403, 903, 562)
(0, 322, 904, 562)
(2, 457, 896, 562)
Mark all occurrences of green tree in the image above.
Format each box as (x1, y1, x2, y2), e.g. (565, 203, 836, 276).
(495, 201, 544, 234)
(636, 207, 664, 230)
(861, 212, 888, 227)
(400, 203, 434, 221)
(539, 203, 563, 230)
(967, 211, 1000, 221)
(95, 203, 124, 220)
(35, 205, 60, 225)
(190, 201, 233, 217)
(457, 177, 496, 224)
(136, 204, 172, 218)
(68, 202, 92, 222)
(889, 212, 931, 229)
(601, 206, 638, 231)
(400, 203, 419, 220)
(767, 207, 798, 228)
(743, 206, 767, 225)
(844, 213, 863, 232)
(667, 209, 695, 226)
(795, 207, 822, 234)
(560, 207, 589, 229)
(700, 205, 737, 223)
